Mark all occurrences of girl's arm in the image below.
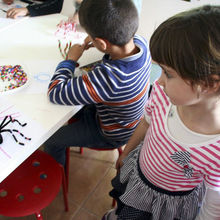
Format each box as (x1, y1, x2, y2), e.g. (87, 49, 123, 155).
(196, 187, 220, 220)
(116, 117, 149, 170)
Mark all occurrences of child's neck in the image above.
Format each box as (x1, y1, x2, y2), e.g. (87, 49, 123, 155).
(177, 97, 220, 135)
(108, 38, 139, 60)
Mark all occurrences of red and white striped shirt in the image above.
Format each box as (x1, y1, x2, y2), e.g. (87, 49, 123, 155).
(139, 82, 220, 191)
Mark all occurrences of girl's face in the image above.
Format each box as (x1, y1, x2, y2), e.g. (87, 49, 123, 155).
(157, 64, 199, 106)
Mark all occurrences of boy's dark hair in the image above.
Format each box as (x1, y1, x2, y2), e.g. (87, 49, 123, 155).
(78, 0, 138, 46)
(150, 5, 220, 88)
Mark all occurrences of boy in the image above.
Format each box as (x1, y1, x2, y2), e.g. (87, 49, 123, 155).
(44, 0, 151, 166)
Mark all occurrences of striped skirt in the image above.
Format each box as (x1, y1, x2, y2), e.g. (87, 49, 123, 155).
(109, 144, 206, 220)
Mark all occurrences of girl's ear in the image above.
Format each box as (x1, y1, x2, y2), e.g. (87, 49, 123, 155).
(94, 37, 110, 51)
(200, 75, 220, 94)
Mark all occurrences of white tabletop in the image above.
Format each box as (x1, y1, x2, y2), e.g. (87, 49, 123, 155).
(0, 13, 103, 183)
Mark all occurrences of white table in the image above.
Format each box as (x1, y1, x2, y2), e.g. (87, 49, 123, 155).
(0, 13, 103, 183)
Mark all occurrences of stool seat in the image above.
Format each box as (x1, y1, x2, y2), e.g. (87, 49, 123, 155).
(0, 150, 68, 219)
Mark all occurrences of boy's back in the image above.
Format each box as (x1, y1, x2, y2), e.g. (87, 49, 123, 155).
(48, 35, 151, 142)
(45, 0, 151, 166)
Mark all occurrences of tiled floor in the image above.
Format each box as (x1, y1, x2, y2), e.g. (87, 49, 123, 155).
(0, 147, 120, 220)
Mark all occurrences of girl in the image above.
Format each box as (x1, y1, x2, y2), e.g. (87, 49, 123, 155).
(103, 5, 220, 220)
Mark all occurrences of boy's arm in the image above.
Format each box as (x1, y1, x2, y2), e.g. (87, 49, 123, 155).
(48, 59, 79, 104)
(48, 38, 101, 106)
(47, 58, 107, 105)
(195, 187, 220, 220)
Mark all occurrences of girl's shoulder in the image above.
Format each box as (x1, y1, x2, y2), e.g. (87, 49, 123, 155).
(147, 82, 170, 109)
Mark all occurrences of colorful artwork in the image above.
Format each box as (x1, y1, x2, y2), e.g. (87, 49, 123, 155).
(0, 102, 30, 160)
(0, 115, 31, 146)
(55, 19, 87, 60)
(79, 60, 102, 74)
(0, 65, 28, 93)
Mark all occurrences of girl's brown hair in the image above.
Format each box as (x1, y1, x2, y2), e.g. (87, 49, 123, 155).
(150, 5, 220, 88)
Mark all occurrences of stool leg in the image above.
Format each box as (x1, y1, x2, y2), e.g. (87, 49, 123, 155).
(112, 198, 116, 207)
(59, 164, 69, 212)
(117, 146, 123, 156)
(65, 147, 70, 192)
(35, 211, 43, 220)
(80, 147, 83, 154)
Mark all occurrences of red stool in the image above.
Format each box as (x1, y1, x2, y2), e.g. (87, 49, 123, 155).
(0, 150, 68, 220)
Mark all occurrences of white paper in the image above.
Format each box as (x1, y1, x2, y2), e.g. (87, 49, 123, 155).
(24, 60, 59, 94)
(0, 0, 28, 31)
(0, 0, 27, 13)
(0, 97, 45, 167)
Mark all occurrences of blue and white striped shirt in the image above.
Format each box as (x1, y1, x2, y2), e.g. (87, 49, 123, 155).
(48, 35, 151, 142)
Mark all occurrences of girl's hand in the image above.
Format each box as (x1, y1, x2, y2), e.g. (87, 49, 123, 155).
(115, 152, 129, 171)
(6, 7, 28, 19)
(67, 44, 85, 61)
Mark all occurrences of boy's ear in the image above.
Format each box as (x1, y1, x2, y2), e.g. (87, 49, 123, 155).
(94, 37, 110, 51)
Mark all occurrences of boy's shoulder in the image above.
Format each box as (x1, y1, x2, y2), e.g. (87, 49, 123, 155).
(133, 35, 149, 46)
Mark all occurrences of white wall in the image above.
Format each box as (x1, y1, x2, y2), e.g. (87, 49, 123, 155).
(138, 0, 220, 41)
(61, 0, 75, 17)
(61, 0, 219, 37)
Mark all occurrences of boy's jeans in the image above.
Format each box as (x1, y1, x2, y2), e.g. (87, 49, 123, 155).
(44, 104, 125, 166)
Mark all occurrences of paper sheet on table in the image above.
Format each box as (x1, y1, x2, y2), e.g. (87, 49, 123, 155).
(0, 0, 28, 31)
(0, 0, 27, 12)
(24, 60, 58, 94)
(24, 60, 84, 94)
(0, 97, 45, 168)
(0, 16, 28, 32)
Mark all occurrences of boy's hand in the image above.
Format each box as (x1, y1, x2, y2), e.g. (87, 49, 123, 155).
(3, 0, 13, 4)
(83, 36, 94, 50)
(7, 7, 28, 18)
(67, 44, 85, 62)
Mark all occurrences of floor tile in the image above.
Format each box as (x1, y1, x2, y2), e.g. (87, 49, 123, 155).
(67, 150, 116, 206)
(73, 208, 100, 220)
(41, 192, 79, 220)
(83, 167, 117, 217)
(70, 147, 119, 165)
